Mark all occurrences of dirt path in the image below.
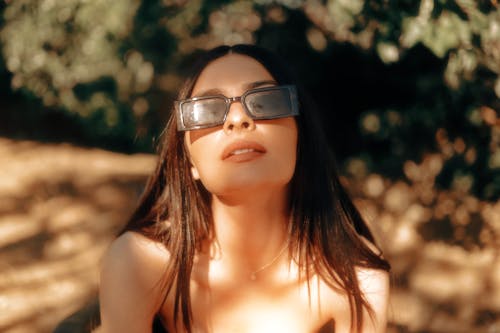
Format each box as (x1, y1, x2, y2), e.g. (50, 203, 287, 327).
(0, 138, 155, 333)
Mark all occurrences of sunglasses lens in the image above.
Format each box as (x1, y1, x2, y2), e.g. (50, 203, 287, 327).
(181, 98, 227, 129)
(177, 86, 298, 131)
(245, 87, 296, 119)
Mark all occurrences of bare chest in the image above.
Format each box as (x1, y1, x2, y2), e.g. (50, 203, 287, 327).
(160, 277, 346, 333)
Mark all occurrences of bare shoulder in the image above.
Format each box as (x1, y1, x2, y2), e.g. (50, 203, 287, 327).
(357, 236, 390, 329)
(322, 235, 390, 332)
(100, 230, 171, 297)
(103, 231, 170, 267)
(355, 265, 390, 305)
(354, 265, 390, 333)
(99, 231, 170, 332)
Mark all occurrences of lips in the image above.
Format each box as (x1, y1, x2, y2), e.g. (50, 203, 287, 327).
(221, 140, 266, 162)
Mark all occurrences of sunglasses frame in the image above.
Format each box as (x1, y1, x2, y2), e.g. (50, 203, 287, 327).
(175, 85, 299, 131)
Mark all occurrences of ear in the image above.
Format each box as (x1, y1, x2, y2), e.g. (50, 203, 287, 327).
(191, 165, 200, 180)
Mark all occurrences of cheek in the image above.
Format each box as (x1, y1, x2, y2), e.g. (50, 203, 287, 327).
(185, 130, 212, 164)
(273, 119, 298, 158)
(188, 127, 219, 144)
(265, 120, 298, 180)
(279, 132, 298, 179)
(186, 134, 220, 182)
(187, 140, 208, 171)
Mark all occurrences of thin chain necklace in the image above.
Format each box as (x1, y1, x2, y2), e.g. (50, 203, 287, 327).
(249, 241, 289, 281)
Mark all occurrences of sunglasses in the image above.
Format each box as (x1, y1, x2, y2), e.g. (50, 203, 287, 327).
(175, 85, 299, 131)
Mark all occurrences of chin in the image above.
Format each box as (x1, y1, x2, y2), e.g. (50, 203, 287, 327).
(202, 175, 293, 198)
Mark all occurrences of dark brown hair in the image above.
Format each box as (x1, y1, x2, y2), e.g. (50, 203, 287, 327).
(121, 44, 390, 332)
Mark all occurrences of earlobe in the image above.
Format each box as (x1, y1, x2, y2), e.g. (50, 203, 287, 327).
(191, 165, 200, 180)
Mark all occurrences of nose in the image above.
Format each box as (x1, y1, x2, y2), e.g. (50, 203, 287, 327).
(223, 98, 255, 134)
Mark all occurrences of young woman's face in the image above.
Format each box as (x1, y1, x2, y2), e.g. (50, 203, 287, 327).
(184, 54, 298, 196)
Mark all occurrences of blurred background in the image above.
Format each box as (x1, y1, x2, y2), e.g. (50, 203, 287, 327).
(0, 0, 499, 332)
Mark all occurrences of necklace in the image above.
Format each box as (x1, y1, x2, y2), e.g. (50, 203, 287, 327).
(249, 241, 289, 281)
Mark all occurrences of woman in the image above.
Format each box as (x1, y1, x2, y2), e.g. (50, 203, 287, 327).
(98, 44, 390, 333)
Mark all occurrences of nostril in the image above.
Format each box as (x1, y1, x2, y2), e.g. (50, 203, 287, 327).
(242, 122, 250, 129)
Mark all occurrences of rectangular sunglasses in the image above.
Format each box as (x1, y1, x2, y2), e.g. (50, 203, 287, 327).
(175, 85, 299, 131)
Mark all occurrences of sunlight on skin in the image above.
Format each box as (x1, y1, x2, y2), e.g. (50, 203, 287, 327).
(1, 137, 499, 332)
(194, 291, 332, 333)
(185, 266, 345, 333)
(210, 302, 309, 333)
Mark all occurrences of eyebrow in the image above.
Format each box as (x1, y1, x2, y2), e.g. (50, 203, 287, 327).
(194, 80, 278, 97)
(245, 80, 278, 90)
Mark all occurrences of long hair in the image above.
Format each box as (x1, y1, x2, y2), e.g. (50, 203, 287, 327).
(121, 44, 390, 332)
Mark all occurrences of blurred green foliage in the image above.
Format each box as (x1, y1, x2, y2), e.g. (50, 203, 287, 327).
(0, 0, 499, 200)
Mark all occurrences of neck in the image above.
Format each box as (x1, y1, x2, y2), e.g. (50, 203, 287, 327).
(208, 186, 290, 278)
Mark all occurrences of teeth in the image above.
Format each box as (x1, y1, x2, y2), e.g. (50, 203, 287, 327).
(231, 148, 255, 155)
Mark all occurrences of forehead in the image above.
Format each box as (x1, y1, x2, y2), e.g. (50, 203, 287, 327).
(191, 54, 275, 96)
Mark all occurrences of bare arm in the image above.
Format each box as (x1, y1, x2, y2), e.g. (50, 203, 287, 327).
(98, 231, 170, 333)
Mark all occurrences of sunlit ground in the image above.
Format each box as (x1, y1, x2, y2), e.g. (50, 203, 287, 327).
(0, 137, 498, 333)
